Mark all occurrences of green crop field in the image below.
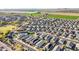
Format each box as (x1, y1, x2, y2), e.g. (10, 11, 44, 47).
(26, 13, 79, 20)
(47, 14, 79, 20)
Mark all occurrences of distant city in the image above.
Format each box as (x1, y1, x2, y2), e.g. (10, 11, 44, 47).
(1, 8, 79, 13)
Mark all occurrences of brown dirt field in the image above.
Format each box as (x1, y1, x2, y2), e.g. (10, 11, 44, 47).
(49, 12, 79, 16)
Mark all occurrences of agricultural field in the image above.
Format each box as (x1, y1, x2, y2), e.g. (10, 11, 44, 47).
(47, 14, 79, 20)
(26, 12, 79, 20)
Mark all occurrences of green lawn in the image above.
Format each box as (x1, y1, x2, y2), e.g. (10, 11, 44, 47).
(26, 13, 79, 20)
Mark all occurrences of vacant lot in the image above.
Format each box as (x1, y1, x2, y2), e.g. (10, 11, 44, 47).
(0, 25, 16, 38)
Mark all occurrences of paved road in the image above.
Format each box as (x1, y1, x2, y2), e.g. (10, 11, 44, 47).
(14, 38, 39, 51)
(0, 41, 12, 51)
(13, 22, 40, 51)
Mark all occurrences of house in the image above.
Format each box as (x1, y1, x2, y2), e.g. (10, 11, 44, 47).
(6, 32, 15, 40)
(33, 39, 40, 45)
(25, 36, 33, 43)
(76, 31, 79, 40)
(39, 34, 47, 39)
(59, 38, 67, 45)
(29, 38, 36, 44)
(52, 37, 59, 44)
(52, 45, 64, 51)
(18, 32, 29, 40)
(30, 38, 40, 45)
(45, 35, 52, 42)
(19, 32, 28, 37)
(57, 31, 63, 36)
(63, 32, 69, 38)
(66, 41, 76, 50)
(21, 35, 29, 42)
(43, 43, 54, 51)
(35, 40, 45, 48)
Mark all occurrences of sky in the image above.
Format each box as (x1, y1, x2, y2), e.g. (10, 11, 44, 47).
(0, 0, 79, 9)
